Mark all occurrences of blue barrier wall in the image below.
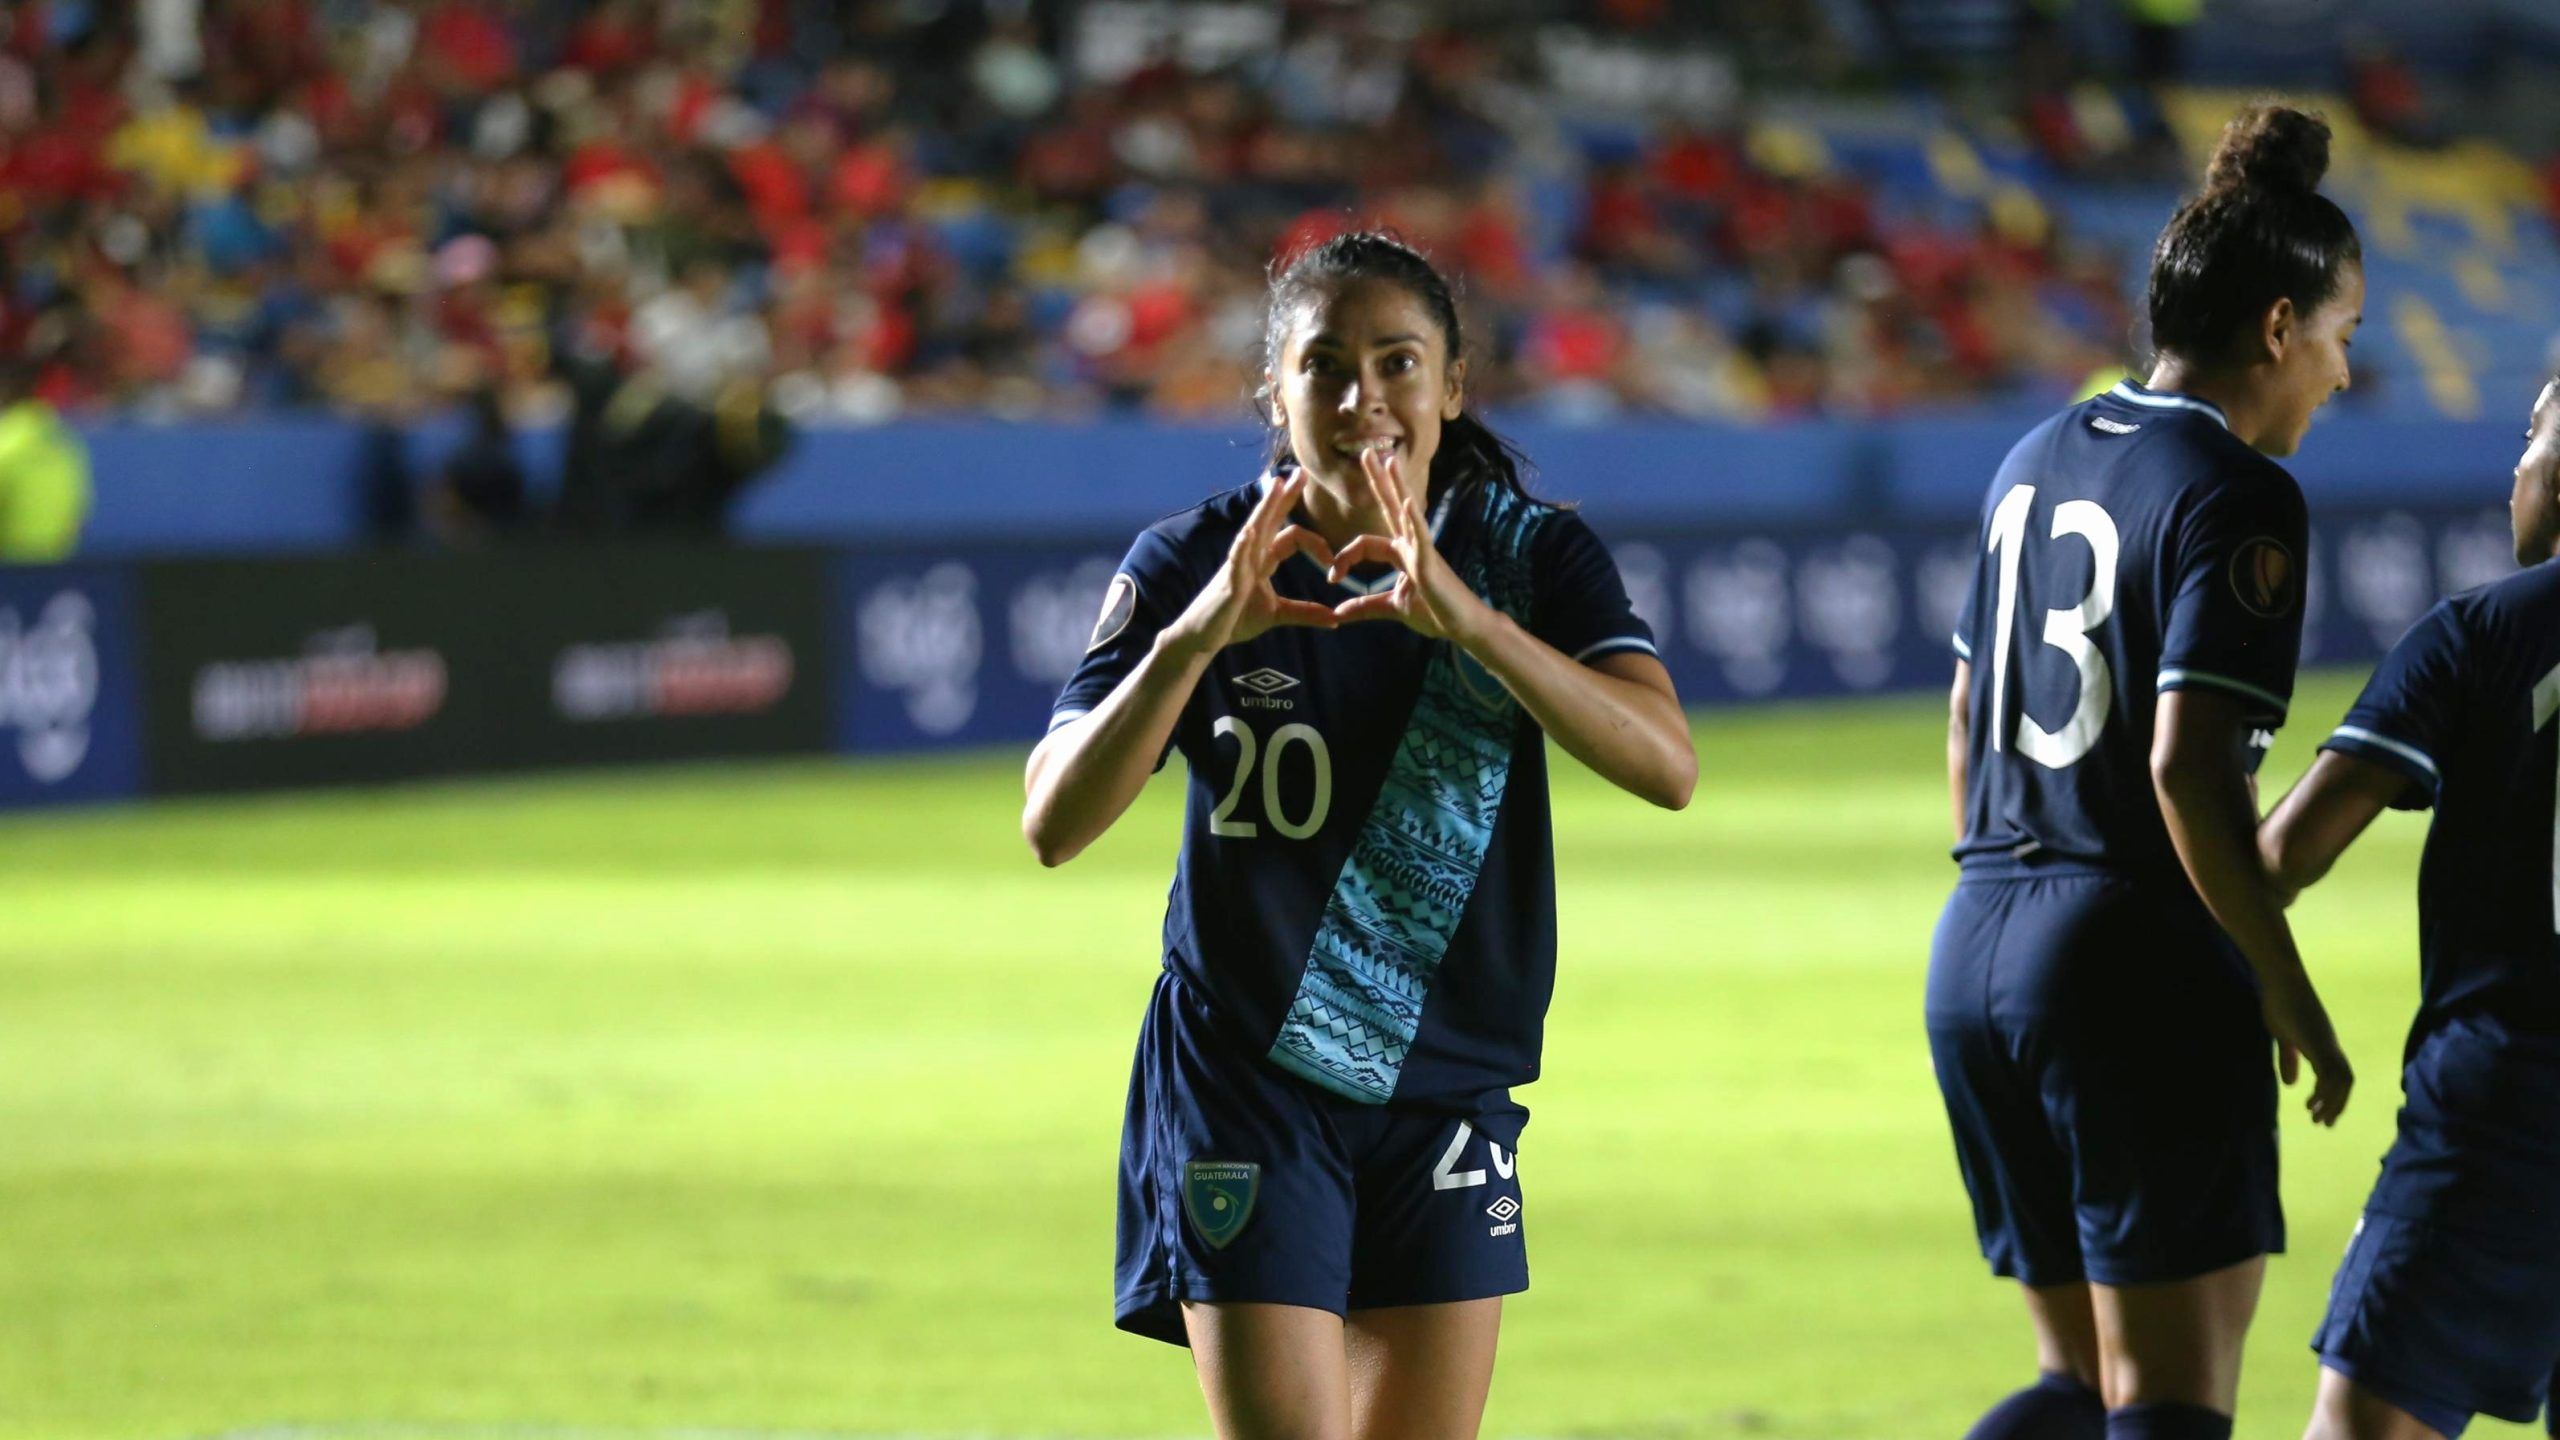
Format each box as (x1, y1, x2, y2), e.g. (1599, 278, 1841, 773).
(72, 411, 2529, 556)
(0, 495, 2518, 807)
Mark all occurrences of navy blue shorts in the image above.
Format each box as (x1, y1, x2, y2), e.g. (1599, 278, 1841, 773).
(2313, 1208, 2560, 1437)
(1114, 972, 1529, 1346)
(1925, 868, 2282, 1287)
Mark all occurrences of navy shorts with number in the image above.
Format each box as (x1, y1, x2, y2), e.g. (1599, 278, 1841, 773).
(1925, 865, 2282, 1287)
(1115, 971, 1529, 1346)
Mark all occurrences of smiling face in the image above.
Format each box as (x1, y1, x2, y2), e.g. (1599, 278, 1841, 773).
(2254, 264, 2363, 457)
(1268, 277, 1464, 496)
(2511, 380, 2560, 565)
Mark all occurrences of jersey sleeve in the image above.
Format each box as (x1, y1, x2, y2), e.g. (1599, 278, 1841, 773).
(2157, 473, 2309, 726)
(1530, 511, 1658, 665)
(1048, 526, 1195, 734)
(2318, 599, 2467, 809)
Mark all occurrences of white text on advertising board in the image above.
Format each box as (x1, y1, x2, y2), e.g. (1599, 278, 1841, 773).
(0, 590, 99, 784)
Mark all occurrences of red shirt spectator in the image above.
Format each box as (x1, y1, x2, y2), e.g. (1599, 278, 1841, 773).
(1525, 302, 1622, 382)
(564, 0, 655, 76)
(1653, 130, 1739, 206)
(727, 139, 809, 228)
(419, 1, 518, 94)
(829, 136, 909, 219)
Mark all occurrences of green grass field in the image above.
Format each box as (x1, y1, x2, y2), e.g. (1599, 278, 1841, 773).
(0, 671, 2536, 1440)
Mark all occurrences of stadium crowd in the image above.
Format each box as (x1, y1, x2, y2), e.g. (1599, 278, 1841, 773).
(4, 0, 2165, 427)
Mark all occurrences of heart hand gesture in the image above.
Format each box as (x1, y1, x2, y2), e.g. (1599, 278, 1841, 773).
(1326, 442, 1494, 645)
(1162, 472, 1343, 658)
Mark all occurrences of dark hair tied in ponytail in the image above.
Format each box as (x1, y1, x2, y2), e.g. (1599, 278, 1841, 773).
(2147, 102, 2362, 365)
(1260, 229, 1545, 506)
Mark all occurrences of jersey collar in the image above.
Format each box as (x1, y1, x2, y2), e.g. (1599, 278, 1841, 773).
(2104, 380, 2231, 431)
(1256, 468, 1463, 596)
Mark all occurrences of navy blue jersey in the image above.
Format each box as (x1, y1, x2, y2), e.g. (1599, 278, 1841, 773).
(2319, 561, 2560, 1229)
(1050, 475, 1655, 1145)
(1954, 381, 2308, 878)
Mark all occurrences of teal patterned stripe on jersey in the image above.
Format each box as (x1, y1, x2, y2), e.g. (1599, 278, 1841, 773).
(1268, 482, 1551, 1103)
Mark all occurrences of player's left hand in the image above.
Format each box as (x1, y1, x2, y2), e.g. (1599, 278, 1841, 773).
(1326, 441, 1495, 645)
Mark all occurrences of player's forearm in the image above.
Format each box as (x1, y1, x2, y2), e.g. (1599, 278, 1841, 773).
(1023, 634, 1209, 866)
(2258, 792, 2344, 900)
(2155, 752, 2306, 985)
(1459, 612, 1695, 810)
(2259, 752, 2399, 900)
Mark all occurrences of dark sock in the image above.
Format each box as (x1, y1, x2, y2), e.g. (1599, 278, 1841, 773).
(2106, 1401, 2232, 1440)
(1964, 1372, 2106, 1440)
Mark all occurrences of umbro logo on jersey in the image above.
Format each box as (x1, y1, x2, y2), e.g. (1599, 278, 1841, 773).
(2089, 415, 2142, 435)
(1233, 667, 1300, 710)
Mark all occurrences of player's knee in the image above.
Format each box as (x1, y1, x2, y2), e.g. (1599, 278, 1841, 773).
(1964, 1371, 2105, 1440)
(2303, 1368, 2449, 1440)
(2103, 1401, 2231, 1440)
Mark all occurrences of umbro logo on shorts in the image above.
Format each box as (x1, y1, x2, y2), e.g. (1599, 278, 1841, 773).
(1486, 1195, 1520, 1238)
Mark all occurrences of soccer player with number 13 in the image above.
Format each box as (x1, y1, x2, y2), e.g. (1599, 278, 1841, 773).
(1927, 104, 2364, 1440)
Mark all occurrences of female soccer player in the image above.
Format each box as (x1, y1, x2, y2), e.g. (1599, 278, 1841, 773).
(1928, 103, 2363, 1440)
(1022, 231, 1694, 1439)
(2260, 375, 2560, 1440)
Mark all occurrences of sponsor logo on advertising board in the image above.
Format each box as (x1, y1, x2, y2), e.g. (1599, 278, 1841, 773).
(553, 612, 794, 722)
(192, 625, 448, 742)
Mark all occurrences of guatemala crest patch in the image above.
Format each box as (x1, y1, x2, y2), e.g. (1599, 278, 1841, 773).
(1182, 1161, 1260, 1249)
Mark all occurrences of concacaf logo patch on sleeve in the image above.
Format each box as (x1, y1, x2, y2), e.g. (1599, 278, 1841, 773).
(2228, 537, 2299, 619)
(1088, 573, 1138, 652)
(1182, 1160, 1259, 1249)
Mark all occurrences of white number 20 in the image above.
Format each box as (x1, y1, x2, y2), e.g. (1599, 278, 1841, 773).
(1985, 484, 2122, 769)
(1209, 717, 1333, 840)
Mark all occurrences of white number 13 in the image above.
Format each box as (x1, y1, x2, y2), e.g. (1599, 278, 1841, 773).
(1986, 484, 2122, 769)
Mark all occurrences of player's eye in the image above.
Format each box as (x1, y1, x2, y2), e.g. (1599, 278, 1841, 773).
(1383, 352, 1417, 375)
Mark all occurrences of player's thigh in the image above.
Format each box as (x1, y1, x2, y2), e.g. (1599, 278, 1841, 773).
(1116, 973, 1360, 1343)
(2313, 1207, 2560, 1435)
(2021, 1280, 2102, 1390)
(2033, 885, 2283, 1288)
(2304, 1365, 2450, 1440)
(1343, 1114, 1528, 1314)
(1344, 1297, 1503, 1440)
(1184, 1300, 1354, 1440)
(1928, 879, 2088, 1288)
(2091, 1254, 2266, 1412)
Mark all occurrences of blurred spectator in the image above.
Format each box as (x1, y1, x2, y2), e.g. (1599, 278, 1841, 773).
(0, 0, 2166, 427)
(556, 357, 790, 538)
(430, 383, 530, 544)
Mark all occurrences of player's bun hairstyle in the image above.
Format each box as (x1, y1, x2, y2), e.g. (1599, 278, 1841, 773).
(2148, 103, 2362, 364)
(1260, 230, 1542, 504)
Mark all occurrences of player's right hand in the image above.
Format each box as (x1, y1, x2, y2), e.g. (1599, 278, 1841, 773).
(1162, 471, 1341, 657)
(2260, 969, 2353, 1126)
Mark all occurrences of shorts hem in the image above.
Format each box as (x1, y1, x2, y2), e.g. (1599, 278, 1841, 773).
(1347, 1273, 1530, 1313)
(2317, 1351, 2496, 1437)
(1990, 1254, 2088, 1288)
(2084, 1236, 2282, 1289)
(1114, 1279, 1349, 1349)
